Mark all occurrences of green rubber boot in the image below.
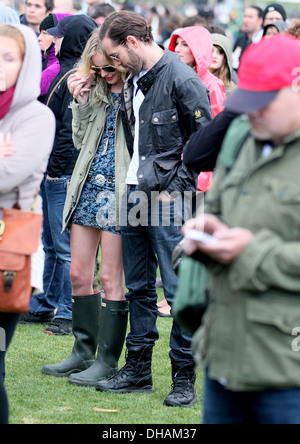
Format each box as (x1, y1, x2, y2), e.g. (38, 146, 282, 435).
(68, 298, 129, 387)
(41, 293, 101, 377)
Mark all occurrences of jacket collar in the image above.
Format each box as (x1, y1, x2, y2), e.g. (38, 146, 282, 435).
(127, 49, 173, 96)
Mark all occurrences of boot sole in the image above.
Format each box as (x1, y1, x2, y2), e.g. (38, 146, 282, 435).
(96, 385, 154, 394)
(163, 395, 199, 408)
(41, 368, 83, 378)
(44, 330, 72, 336)
(68, 370, 117, 388)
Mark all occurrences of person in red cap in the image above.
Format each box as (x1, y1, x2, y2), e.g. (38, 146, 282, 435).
(182, 34, 300, 424)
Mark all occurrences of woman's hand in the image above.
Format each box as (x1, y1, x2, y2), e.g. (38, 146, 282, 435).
(0, 133, 15, 159)
(67, 73, 94, 107)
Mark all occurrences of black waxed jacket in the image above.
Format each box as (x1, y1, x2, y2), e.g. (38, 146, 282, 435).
(121, 50, 213, 195)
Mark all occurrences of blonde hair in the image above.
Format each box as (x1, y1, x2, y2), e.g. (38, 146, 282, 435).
(0, 25, 25, 59)
(77, 27, 126, 81)
(286, 19, 300, 40)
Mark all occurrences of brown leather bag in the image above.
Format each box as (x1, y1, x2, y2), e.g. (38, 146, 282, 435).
(0, 203, 42, 313)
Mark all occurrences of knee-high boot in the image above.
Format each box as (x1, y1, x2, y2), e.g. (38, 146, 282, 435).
(41, 293, 101, 377)
(68, 298, 129, 387)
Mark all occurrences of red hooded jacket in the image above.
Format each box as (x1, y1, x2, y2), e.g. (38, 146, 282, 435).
(169, 26, 226, 191)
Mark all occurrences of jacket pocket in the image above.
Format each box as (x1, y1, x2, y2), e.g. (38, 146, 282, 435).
(240, 294, 300, 388)
(263, 177, 300, 240)
(152, 109, 182, 152)
(153, 158, 181, 192)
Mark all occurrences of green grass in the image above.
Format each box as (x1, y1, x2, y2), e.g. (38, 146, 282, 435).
(5, 300, 204, 424)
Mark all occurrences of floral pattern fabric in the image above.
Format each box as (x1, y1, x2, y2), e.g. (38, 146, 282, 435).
(72, 92, 121, 234)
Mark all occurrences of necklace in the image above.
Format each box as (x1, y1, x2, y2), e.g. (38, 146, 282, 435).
(101, 93, 121, 156)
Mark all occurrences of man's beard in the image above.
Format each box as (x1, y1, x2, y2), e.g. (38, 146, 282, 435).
(126, 48, 145, 76)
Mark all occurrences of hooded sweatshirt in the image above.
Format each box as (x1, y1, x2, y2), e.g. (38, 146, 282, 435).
(39, 13, 71, 101)
(46, 14, 97, 178)
(0, 2, 19, 24)
(169, 26, 226, 118)
(169, 27, 226, 192)
(211, 33, 237, 98)
(0, 23, 55, 211)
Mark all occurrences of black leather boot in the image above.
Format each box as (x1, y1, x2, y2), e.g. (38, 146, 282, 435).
(68, 298, 129, 387)
(96, 347, 153, 393)
(41, 293, 101, 377)
(163, 362, 198, 407)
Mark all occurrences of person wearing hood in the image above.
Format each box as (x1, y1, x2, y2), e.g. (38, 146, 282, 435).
(0, 23, 55, 424)
(37, 12, 71, 102)
(263, 20, 288, 37)
(169, 27, 226, 193)
(20, 15, 97, 335)
(209, 33, 237, 98)
(0, 1, 19, 24)
(169, 26, 226, 119)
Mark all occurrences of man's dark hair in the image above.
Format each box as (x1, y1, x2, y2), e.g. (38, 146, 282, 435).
(249, 6, 264, 19)
(45, 0, 54, 12)
(26, 0, 54, 11)
(205, 25, 226, 35)
(89, 3, 115, 20)
(99, 11, 154, 45)
(182, 15, 205, 28)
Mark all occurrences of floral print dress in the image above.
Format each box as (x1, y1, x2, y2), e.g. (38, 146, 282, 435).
(72, 92, 121, 234)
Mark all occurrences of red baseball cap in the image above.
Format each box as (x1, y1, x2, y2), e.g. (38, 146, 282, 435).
(225, 34, 300, 113)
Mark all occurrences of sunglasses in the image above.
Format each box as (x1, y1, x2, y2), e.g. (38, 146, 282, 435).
(90, 65, 117, 74)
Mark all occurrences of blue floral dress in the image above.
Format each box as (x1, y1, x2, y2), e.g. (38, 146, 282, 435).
(72, 92, 121, 234)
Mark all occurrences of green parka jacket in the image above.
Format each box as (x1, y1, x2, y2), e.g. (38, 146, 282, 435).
(62, 80, 130, 232)
(194, 116, 300, 392)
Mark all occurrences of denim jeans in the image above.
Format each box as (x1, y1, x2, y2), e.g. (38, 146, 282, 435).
(203, 371, 300, 424)
(29, 176, 72, 320)
(120, 185, 195, 366)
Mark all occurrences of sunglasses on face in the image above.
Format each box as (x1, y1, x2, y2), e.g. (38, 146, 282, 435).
(90, 65, 117, 74)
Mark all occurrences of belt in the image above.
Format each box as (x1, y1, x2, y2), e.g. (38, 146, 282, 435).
(87, 174, 115, 186)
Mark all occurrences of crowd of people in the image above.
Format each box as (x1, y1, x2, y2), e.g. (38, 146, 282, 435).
(1, 0, 300, 425)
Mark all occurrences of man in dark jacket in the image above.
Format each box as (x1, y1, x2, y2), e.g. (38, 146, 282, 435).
(96, 11, 212, 407)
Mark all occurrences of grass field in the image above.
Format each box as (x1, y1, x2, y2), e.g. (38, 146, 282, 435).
(5, 309, 204, 424)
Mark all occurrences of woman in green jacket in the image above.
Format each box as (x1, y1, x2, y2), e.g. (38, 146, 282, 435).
(42, 27, 131, 387)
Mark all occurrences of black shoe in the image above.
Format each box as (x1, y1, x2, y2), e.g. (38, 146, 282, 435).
(44, 318, 72, 335)
(96, 347, 154, 393)
(19, 311, 55, 324)
(164, 363, 198, 408)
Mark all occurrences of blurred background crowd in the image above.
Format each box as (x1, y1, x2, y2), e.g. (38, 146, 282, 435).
(1, 0, 300, 49)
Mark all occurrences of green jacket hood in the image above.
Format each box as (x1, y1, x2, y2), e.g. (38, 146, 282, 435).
(212, 33, 233, 81)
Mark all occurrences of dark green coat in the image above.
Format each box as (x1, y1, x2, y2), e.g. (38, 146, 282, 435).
(194, 116, 300, 391)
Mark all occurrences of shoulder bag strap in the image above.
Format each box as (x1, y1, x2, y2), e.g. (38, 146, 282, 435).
(46, 68, 77, 107)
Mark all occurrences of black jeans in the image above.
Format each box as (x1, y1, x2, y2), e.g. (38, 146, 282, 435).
(120, 186, 195, 366)
(0, 313, 20, 424)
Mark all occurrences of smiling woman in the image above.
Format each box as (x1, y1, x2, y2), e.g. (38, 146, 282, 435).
(41, 26, 131, 388)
